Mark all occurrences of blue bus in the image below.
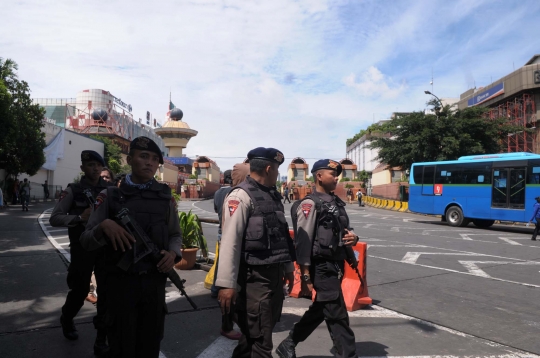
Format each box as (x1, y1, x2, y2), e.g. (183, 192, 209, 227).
(409, 152, 540, 227)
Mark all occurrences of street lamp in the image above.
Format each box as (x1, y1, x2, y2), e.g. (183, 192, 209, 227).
(424, 90, 444, 109)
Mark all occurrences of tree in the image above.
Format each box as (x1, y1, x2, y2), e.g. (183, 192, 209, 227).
(368, 104, 523, 171)
(357, 170, 370, 188)
(0, 58, 46, 179)
(89, 135, 124, 174)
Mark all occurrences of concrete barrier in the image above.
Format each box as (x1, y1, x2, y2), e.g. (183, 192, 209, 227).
(364, 196, 409, 212)
(399, 202, 409, 212)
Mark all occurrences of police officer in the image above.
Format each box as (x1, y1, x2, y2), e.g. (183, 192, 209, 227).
(216, 147, 296, 358)
(80, 136, 182, 358)
(49, 150, 112, 355)
(276, 159, 359, 358)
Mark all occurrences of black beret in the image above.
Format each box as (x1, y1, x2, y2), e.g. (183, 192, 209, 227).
(130, 136, 163, 164)
(81, 150, 105, 166)
(223, 170, 232, 180)
(247, 147, 285, 165)
(311, 159, 342, 176)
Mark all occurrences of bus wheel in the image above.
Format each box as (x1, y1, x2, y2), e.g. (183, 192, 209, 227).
(473, 219, 495, 228)
(446, 206, 467, 227)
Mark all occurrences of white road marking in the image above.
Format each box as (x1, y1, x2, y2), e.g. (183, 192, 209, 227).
(371, 254, 540, 288)
(498, 237, 522, 245)
(459, 233, 474, 240)
(38, 208, 70, 262)
(401, 252, 484, 264)
(458, 261, 514, 278)
(196, 305, 538, 358)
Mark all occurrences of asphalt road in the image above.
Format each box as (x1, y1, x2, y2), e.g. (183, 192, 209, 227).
(1, 200, 540, 357)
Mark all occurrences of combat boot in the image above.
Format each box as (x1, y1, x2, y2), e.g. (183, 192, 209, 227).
(60, 315, 78, 340)
(276, 333, 297, 358)
(93, 329, 109, 356)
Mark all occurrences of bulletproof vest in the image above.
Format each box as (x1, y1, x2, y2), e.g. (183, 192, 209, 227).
(310, 191, 348, 261)
(236, 176, 295, 265)
(105, 181, 172, 273)
(67, 177, 110, 243)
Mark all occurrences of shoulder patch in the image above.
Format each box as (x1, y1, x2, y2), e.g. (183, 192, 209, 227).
(94, 192, 107, 210)
(301, 203, 312, 219)
(228, 199, 240, 216)
(59, 190, 68, 202)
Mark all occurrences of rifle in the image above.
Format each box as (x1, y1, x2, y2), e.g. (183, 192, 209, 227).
(114, 208, 198, 309)
(327, 204, 366, 293)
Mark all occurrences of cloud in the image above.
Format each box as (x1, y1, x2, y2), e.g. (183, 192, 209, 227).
(1, 0, 539, 173)
(343, 67, 405, 98)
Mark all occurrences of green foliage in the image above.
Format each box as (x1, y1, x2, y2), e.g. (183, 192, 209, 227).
(188, 174, 197, 179)
(340, 177, 351, 182)
(119, 164, 131, 175)
(276, 180, 282, 188)
(346, 122, 393, 146)
(368, 106, 524, 171)
(0, 58, 46, 177)
(357, 170, 370, 188)
(345, 183, 354, 188)
(306, 176, 314, 182)
(178, 210, 207, 251)
(172, 191, 181, 202)
(89, 135, 123, 174)
(290, 177, 296, 181)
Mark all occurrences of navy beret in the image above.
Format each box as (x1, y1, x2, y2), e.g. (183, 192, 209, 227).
(247, 147, 285, 165)
(81, 150, 105, 166)
(130, 136, 164, 164)
(311, 159, 342, 176)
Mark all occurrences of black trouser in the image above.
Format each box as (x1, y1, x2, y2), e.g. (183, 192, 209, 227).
(62, 242, 106, 331)
(283, 195, 291, 204)
(532, 221, 540, 240)
(45, 190, 50, 199)
(233, 263, 284, 358)
(290, 259, 357, 358)
(358, 197, 362, 206)
(105, 272, 167, 358)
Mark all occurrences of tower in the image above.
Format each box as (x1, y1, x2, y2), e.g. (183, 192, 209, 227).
(154, 108, 198, 158)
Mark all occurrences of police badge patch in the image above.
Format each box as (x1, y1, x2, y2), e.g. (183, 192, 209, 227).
(301, 203, 312, 219)
(328, 160, 338, 169)
(136, 137, 149, 148)
(58, 190, 68, 202)
(94, 192, 107, 210)
(274, 152, 284, 163)
(228, 200, 240, 216)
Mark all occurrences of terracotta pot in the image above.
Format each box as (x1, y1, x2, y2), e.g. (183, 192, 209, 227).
(175, 247, 199, 270)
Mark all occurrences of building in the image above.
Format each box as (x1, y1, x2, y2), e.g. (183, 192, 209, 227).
(193, 156, 221, 183)
(34, 89, 167, 161)
(287, 157, 309, 182)
(456, 54, 540, 153)
(345, 120, 391, 173)
(338, 158, 357, 181)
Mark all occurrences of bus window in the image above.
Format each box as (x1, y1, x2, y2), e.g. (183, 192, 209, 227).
(413, 166, 423, 184)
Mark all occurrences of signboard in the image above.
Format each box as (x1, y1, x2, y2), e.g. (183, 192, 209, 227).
(535, 70, 540, 85)
(467, 83, 504, 107)
(166, 157, 194, 165)
(434, 184, 443, 195)
(113, 96, 132, 112)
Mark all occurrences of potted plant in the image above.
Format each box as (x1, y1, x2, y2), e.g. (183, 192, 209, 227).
(175, 210, 208, 270)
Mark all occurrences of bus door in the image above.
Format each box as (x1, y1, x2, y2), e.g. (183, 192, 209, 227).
(491, 168, 526, 209)
(421, 166, 435, 195)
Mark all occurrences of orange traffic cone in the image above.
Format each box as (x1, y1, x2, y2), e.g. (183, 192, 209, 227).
(341, 242, 372, 311)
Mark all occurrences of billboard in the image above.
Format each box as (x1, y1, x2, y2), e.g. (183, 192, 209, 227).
(467, 83, 504, 107)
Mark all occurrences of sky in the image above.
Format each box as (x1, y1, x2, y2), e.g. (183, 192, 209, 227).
(1, 0, 540, 174)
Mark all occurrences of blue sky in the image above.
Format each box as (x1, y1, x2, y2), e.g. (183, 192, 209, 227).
(1, 0, 539, 172)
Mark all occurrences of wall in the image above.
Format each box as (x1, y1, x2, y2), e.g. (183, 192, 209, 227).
(371, 182, 409, 201)
(160, 163, 178, 183)
(346, 136, 381, 172)
(371, 169, 391, 186)
(27, 127, 105, 190)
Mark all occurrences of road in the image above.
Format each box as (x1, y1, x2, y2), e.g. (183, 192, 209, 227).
(1, 200, 540, 357)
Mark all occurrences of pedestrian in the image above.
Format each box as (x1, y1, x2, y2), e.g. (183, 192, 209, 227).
(49, 150, 112, 356)
(356, 189, 363, 207)
(20, 178, 31, 211)
(212, 169, 242, 340)
(528, 196, 540, 241)
(101, 167, 115, 183)
(216, 147, 296, 358)
(12, 180, 19, 205)
(43, 180, 50, 199)
(289, 186, 294, 201)
(346, 187, 353, 204)
(283, 186, 291, 203)
(276, 159, 359, 358)
(80, 136, 182, 358)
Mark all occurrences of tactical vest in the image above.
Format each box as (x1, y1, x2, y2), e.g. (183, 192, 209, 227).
(236, 176, 295, 265)
(106, 181, 172, 273)
(67, 177, 110, 243)
(310, 191, 348, 261)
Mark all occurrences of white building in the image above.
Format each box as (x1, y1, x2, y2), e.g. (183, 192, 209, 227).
(345, 120, 390, 173)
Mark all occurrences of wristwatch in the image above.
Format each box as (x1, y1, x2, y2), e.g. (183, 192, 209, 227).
(302, 274, 311, 282)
